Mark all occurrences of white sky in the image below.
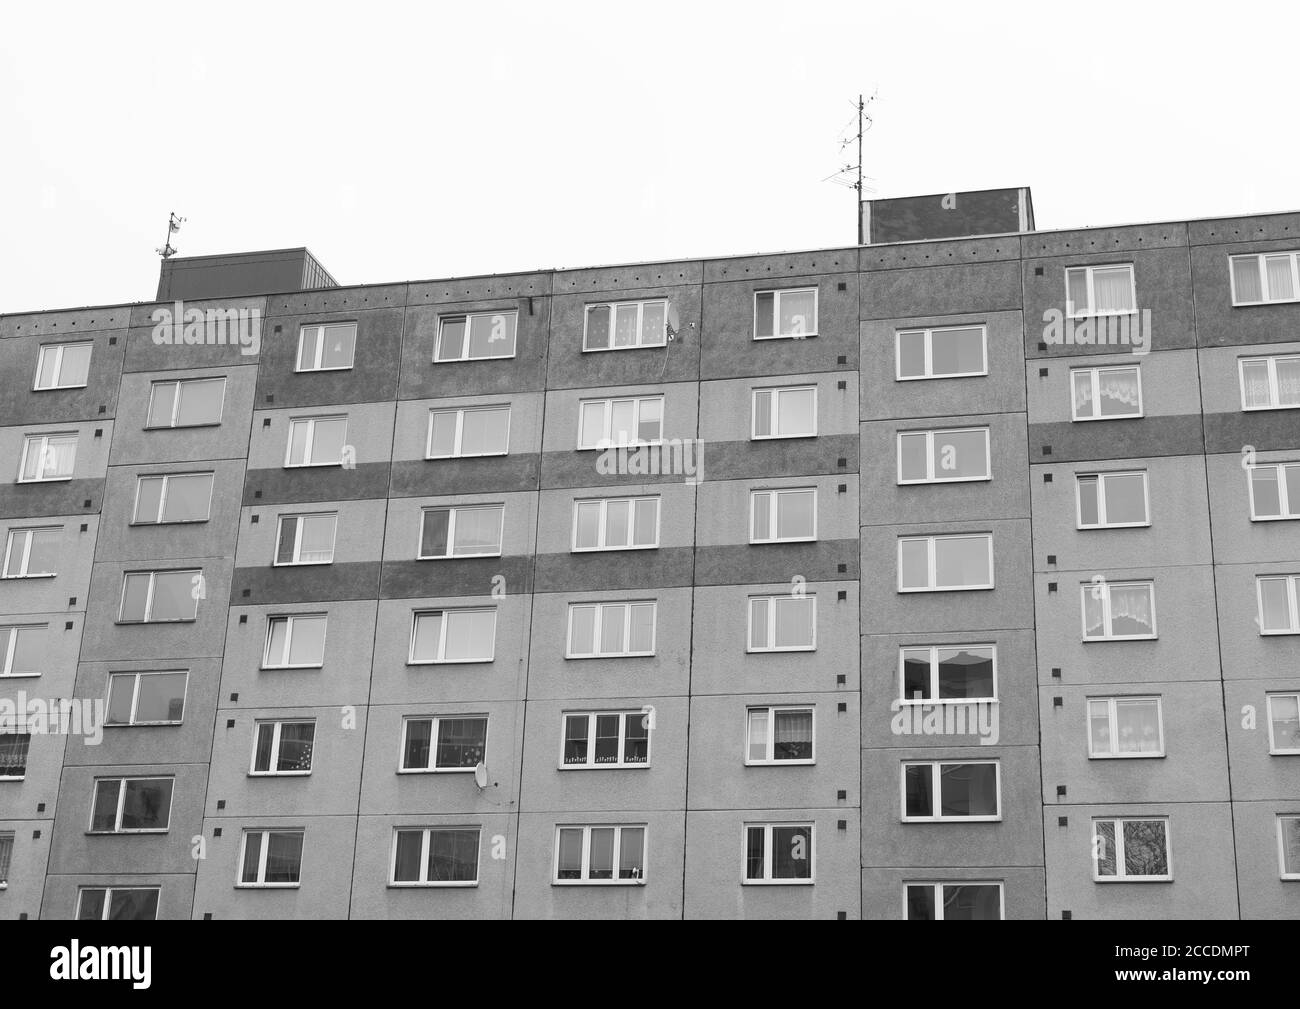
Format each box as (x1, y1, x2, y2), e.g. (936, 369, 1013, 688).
(2, 0, 1298, 313)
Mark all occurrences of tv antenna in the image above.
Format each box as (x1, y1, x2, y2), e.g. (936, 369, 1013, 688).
(156, 211, 185, 258)
(822, 92, 877, 243)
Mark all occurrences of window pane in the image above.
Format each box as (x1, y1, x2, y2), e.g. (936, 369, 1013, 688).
(897, 331, 925, 378)
(902, 649, 931, 701)
(1104, 473, 1147, 524)
(1241, 361, 1272, 409)
(1270, 696, 1300, 750)
(899, 539, 929, 590)
(10, 626, 42, 675)
(393, 830, 423, 882)
(754, 292, 774, 338)
(563, 715, 589, 764)
(78, 889, 107, 921)
(898, 433, 927, 481)
(443, 609, 495, 661)
(1072, 371, 1094, 418)
(468, 313, 515, 357)
(1092, 267, 1133, 312)
(640, 303, 666, 345)
(297, 329, 320, 370)
(437, 318, 466, 360)
(134, 477, 164, 523)
(403, 719, 432, 769)
(932, 327, 984, 375)
(149, 571, 198, 621)
(1265, 255, 1295, 301)
(579, 401, 606, 448)
(751, 492, 771, 540)
(58, 343, 93, 385)
(308, 419, 346, 464)
(1122, 821, 1167, 877)
(568, 606, 595, 655)
(1115, 699, 1161, 754)
(613, 305, 638, 347)
(429, 412, 458, 457)
(623, 714, 648, 763)
(1097, 369, 1140, 416)
(1281, 819, 1300, 875)
(944, 884, 1000, 921)
(1077, 476, 1100, 525)
(1088, 700, 1111, 755)
(452, 506, 502, 556)
(608, 401, 635, 445)
(906, 885, 936, 921)
(1278, 358, 1300, 407)
(593, 714, 620, 763)
(36, 348, 59, 388)
(776, 490, 814, 539)
(599, 606, 625, 654)
(778, 290, 815, 336)
(264, 832, 303, 883)
(1285, 466, 1300, 516)
(933, 429, 987, 479)
(286, 616, 326, 665)
(320, 325, 355, 368)
(412, 613, 444, 661)
(628, 603, 654, 653)
(1067, 269, 1088, 313)
(114, 888, 158, 921)
(91, 780, 119, 831)
(1083, 589, 1105, 638)
(1260, 578, 1294, 633)
(935, 536, 990, 588)
(773, 596, 813, 648)
(253, 724, 275, 772)
(24, 529, 59, 575)
(119, 573, 150, 621)
(776, 388, 814, 436)
(1108, 584, 1154, 637)
(421, 509, 450, 558)
(120, 779, 171, 830)
(240, 833, 264, 883)
(605, 500, 630, 546)
(904, 764, 932, 817)
(134, 672, 186, 723)
(1233, 257, 1263, 302)
(637, 398, 662, 442)
(276, 722, 315, 772)
(749, 598, 769, 649)
(745, 827, 765, 880)
(557, 829, 583, 879)
(428, 829, 478, 882)
(147, 385, 176, 427)
(106, 675, 135, 724)
(288, 421, 310, 465)
(586, 306, 611, 349)
(618, 827, 644, 879)
(939, 763, 997, 817)
(747, 709, 769, 762)
(1095, 821, 1117, 876)
(435, 718, 485, 768)
(175, 379, 224, 426)
(294, 515, 335, 563)
(936, 647, 994, 699)
(588, 828, 614, 879)
(753, 390, 772, 436)
(162, 474, 212, 522)
(266, 619, 289, 665)
(633, 498, 658, 546)
(771, 826, 811, 879)
(574, 502, 601, 550)
(773, 710, 812, 760)
(464, 406, 509, 454)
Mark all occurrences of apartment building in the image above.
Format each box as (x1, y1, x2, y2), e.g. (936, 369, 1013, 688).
(0, 191, 1297, 920)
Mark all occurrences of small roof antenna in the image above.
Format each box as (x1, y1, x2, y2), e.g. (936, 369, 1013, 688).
(156, 211, 185, 258)
(822, 91, 878, 243)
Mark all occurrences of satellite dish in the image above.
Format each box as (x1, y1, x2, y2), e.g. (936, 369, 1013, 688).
(666, 304, 680, 339)
(474, 762, 488, 789)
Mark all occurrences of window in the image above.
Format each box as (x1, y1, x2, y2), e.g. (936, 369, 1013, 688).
(118, 570, 201, 623)
(905, 882, 1003, 921)
(0, 832, 11, 887)
(1088, 697, 1164, 758)
(898, 534, 993, 592)
(748, 594, 816, 652)
(76, 888, 160, 921)
(584, 300, 667, 351)
(427, 405, 510, 458)
(746, 707, 814, 764)
(34, 342, 92, 390)
(554, 825, 645, 884)
(89, 777, 173, 833)
(567, 601, 656, 658)
(285, 416, 348, 467)
(419, 505, 504, 559)
(752, 386, 816, 439)
(0, 733, 30, 779)
(264, 614, 327, 668)
(132, 473, 214, 524)
(0, 624, 44, 678)
(572, 496, 659, 551)
(391, 827, 480, 886)
(750, 487, 816, 542)
(896, 326, 987, 381)
(1076, 471, 1149, 528)
(409, 608, 497, 664)
(296, 322, 356, 371)
(562, 712, 649, 768)
(106, 671, 187, 726)
(1082, 580, 1157, 640)
(744, 823, 813, 884)
(1267, 694, 1300, 754)
(251, 720, 315, 775)
(1257, 575, 1300, 635)
(17, 433, 76, 482)
(897, 428, 990, 483)
(274, 513, 337, 565)
(1249, 463, 1300, 520)
(435, 311, 517, 361)
(1240, 355, 1300, 411)
(1066, 264, 1136, 317)
(754, 288, 817, 339)
(1231, 251, 1300, 306)
(900, 645, 996, 703)
(903, 761, 1000, 821)
(1278, 816, 1300, 879)
(2, 527, 59, 578)
(1093, 818, 1170, 881)
(401, 715, 488, 771)
(238, 830, 303, 887)
(577, 395, 664, 449)
(1071, 365, 1142, 421)
(146, 377, 225, 428)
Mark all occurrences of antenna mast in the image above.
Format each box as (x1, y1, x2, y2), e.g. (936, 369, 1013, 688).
(156, 211, 185, 259)
(822, 92, 876, 244)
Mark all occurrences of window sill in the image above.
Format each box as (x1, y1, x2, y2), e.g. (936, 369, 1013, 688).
(751, 434, 818, 442)
(897, 698, 998, 706)
(271, 561, 335, 568)
(143, 422, 223, 431)
(1242, 404, 1300, 413)
(0, 574, 57, 580)
(283, 463, 345, 470)
(425, 452, 509, 461)
(895, 371, 988, 383)
(294, 366, 355, 374)
(747, 647, 817, 654)
(1066, 310, 1137, 320)
(248, 772, 312, 778)
(260, 665, 324, 671)
(0, 673, 42, 679)
(86, 830, 169, 836)
(898, 585, 995, 594)
(407, 659, 495, 666)
(750, 538, 818, 546)
(902, 816, 1002, 824)
(1250, 515, 1300, 522)
(1082, 636, 1159, 643)
(129, 519, 211, 527)
(416, 553, 503, 561)
(433, 354, 517, 364)
(1088, 752, 1165, 760)
(741, 879, 814, 887)
(1232, 298, 1300, 308)
(388, 881, 479, 889)
(753, 333, 820, 341)
(571, 545, 659, 554)
(564, 653, 655, 660)
(116, 619, 199, 626)
(235, 883, 300, 890)
(15, 478, 73, 485)
(744, 760, 816, 767)
(1077, 523, 1152, 531)
(552, 879, 646, 887)
(582, 343, 665, 354)
(397, 767, 477, 775)
(558, 763, 650, 771)
(1093, 877, 1173, 884)
(106, 721, 183, 729)
(32, 384, 89, 392)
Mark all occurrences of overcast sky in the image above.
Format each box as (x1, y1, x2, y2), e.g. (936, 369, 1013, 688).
(2, 0, 1298, 313)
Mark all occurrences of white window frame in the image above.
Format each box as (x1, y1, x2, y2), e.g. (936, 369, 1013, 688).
(894, 325, 989, 381)
(1249, 462, 1300, 521)
(284, 415, 348, 468)
(897, 644, 998, 704)
(1278, 815, 1300, 880)
(559, 711, 651, 769)
(274, 512, 338, 566)
(1081, 580, 1158, 641)
(576, 395, 665, 449)
(565, 601, 657, 658)
(1075, 470, 1150, 529)
(746, 593, 817, 653)
(1230, 252, 1300, 306)
(105, 670, 188, 726)
(0, 732, 30, 781)
(571, 496, 660, 552)
(408, 608, 497, 664)
(389, 826, 481, 887)
(1065, 264, 1137, 318)
(1092, 817, 1172, 882)
(896, 428, 991, 484)
(1086, 696, 1165, 759)
(295, 322, 356, 372)
(17, 433, 77, 482)
(1239, 355, 1300, 411)
(744, 706, 815, 766)
(553, 824, 647, 885)
(1070, 365, 1144, 421)
(262, 613, 328, 669)
(425, 405, 511, 459)
(751, 385, 817, 440)
(132, 472, 214, 524)
(236, 829, 304, 888)
(1256, 575, 1300, 635)
(897, 534, 994, 593)
(34, 342, 92, 391)
(88, 777, 174, 834)
(146, 377, 226, 428)
(249, 719, 315, 776)
(434, 311, 519, 362)
(1267, 693, 1300, 755)
(742, 822, 815, 885)
(903, 881, 1005, 921)
(753, 287, 818, 340)
(2, 527, 59, 579)
(749, 487, 817, 543)
(398, 714, 489, 773)
(75, 887, 160, 921)
(117, 569, 201, 624)
(582, 299, 668, 352)
(0, 624, 44, 678)
(418, 504, 504, 560)
(901, 760, 1002, 823)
